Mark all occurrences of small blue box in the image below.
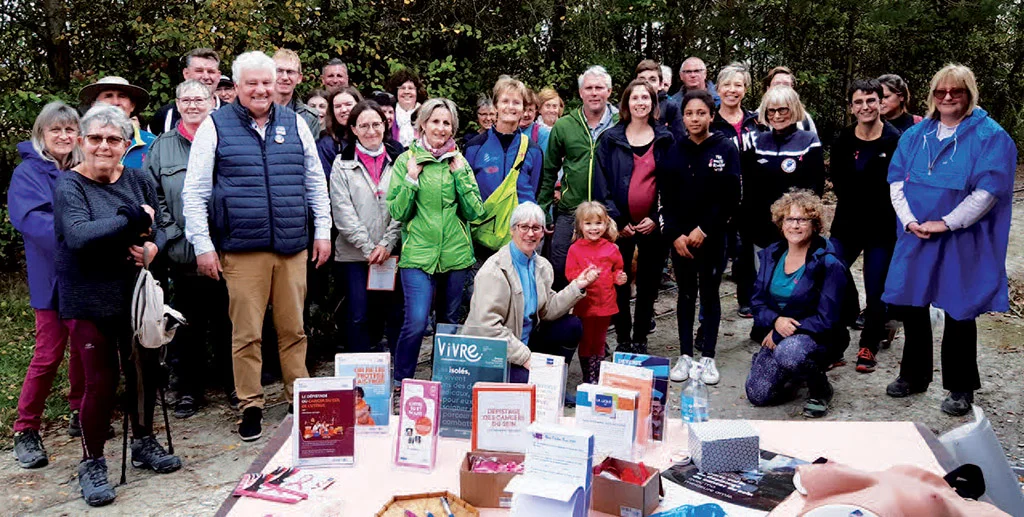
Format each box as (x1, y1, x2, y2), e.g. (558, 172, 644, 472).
(687, 420, 759, 473)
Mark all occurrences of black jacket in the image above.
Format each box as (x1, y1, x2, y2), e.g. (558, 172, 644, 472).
(740, 125, 825, 248)
(660, 132, 741, 242)
(594, 121, 675, 228)
(710, 109, 761, 151)
(657, 91, 685, 140)
(829, 121, 901, 247)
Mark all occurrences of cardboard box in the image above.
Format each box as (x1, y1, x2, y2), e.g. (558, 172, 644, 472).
(590, 458, 662, 517)
(459, 450, 525, 508)
(687, 420, 760, 473)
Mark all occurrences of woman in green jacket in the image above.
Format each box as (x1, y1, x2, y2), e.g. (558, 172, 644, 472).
(388, 98, 485, 383)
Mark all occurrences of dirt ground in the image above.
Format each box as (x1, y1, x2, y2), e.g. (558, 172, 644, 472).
(3, 197, 1024, 516)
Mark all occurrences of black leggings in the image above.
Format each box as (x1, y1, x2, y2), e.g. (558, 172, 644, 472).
(896, 306, 979, 392)
(69, 318, 162, 459)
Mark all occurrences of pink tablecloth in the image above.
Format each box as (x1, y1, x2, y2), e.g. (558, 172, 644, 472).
(219, 418, 949, 516)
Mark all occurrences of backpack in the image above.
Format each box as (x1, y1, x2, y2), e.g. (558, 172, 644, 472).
(131, 251, 186, 349)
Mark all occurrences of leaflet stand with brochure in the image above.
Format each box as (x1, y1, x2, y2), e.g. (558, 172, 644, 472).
(334, 352, 392, 435)
(505, 422, 594, 517)
(527, 353, 566, 424)
(575, 383, 640, 461)
(599, 360, 655, 451)
(432, 323, 508, 438)
(393, 379, 441, 472)
(292, 377, 356, 468)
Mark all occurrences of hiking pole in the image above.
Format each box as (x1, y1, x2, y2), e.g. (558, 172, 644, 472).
(120, 409, 129, 485)
(159, 387, 174, 454)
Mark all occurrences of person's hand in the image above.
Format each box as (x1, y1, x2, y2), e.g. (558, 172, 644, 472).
(614, 270, 628, 285)
(128, 241, 159, 267)
(367, 245, 390, 265)
(687, 227, 705, 248)
(762, 332, 777, 350)
(673, 234, 693, 259)
(918, 220, 949, 235)
(774, 316, 800, 338)
(406, 155, 422, 181)
(574, 264, 601, 289)
(634, 217, 656, 235)
(620, 224, 635, 238)
(449, 153, 464, 171)
(907, 221, 931, 239)
(312, 239, 332, 268)
(523, 356, 532, 371)
(196, 251, 222, 280)
(140, 204, 155, 236)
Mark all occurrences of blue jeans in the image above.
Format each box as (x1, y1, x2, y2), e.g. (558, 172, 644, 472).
(508, 314, 583, 383)
(393, 267, 470, 382)
(335, 262, 404, 353)
(745, 334, 829, 406)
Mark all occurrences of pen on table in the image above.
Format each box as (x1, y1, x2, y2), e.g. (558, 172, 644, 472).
(440, 496, 455, 517)
(404, 510, 417, 517)
(426, 513, 435, 517)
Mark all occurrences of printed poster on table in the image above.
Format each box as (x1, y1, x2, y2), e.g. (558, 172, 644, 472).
(471, 383, 536, 453)
(612, 352, 670, 441)
(527, 353, 566, 424)
(574, 383, 639, 460)
(661, 449, 807, 514)
(334, 352, 391, 434)
(394, 379, 441, 471)
(292, 377, 355, 468)
(599, 361, 653, 446)
(431, 330, 507, 438)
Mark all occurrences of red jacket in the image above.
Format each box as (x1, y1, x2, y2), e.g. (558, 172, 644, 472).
(566, 237, 623, 317)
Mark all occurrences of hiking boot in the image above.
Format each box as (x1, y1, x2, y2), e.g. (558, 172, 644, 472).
(694, 357, 720, 385)
(78, 458, 116, 507)
(737, 306, 753, 319)
(131, 435, 182, 473)
(239, 407, 263, 442)
(803, 377, 834, 418)
(173, 395, 197, 419)
(941, 391, 974, 417)
(855, 348, 877, 373)
(670, 355, 693, 382)
(886, 377, 928, 398)
(13, 429, 48, 469)
(68, 410, 82, 437)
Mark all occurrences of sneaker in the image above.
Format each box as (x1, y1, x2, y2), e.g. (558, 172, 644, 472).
(13, 429, 48, 469)
(826, 359, 847, 371)
(670, 355, 693, 382)
(239, 407, 263, 442)
(941, 391, 974, 417)
(803, 379, 834, 418)
(632, 340, 648, 355)
(881, 324, 899, 349)
(78, 458, 116, 507)
(852, 310, 866, 330)
(68, 410, 82, 437)
(855, 348, 877, 373)
(649, 319, 657, 333)
(131, 435, 182, 473)
(885, 377, 928, 398)
(615, 342, 634, 354)
(173, 395, 197, 419)
(228, 390, 240, 410)
(695, 357, 720, 385)
(737, 306, 753, 319)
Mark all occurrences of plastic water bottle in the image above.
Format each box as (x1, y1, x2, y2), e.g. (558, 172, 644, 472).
(680, 364, 710, 423)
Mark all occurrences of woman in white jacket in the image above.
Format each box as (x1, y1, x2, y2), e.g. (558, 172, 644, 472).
(330, 101, 405, 352)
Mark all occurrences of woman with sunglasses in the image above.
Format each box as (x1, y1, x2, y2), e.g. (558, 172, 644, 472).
(54, 105, 180, 506)
(739, 86, 826, 344)
(883, 64, 1016, 417)
(828, 79, 901, 374)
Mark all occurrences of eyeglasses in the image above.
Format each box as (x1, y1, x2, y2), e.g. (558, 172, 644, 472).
(177, 97, 208, 106)
(851, 98, 879, 107)
(84, 134, 127, 146)
(515, 224, 544, 234)
(681, 69, 706, 74)
(932, 88, 966, 100)
(355, 122, 385, 132)
(766, 107, 791, 117)
(783, 217, 812, 227)
(276, 68, 300, 77)
(47, 127, 78, 136)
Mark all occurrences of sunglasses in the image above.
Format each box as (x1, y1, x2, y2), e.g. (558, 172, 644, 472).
(84, 134, 127, 146)
(932, 88, 967, 100)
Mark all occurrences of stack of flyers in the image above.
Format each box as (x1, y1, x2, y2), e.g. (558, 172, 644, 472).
(612, 353, 670, 442)
(231, 467, 335, 504)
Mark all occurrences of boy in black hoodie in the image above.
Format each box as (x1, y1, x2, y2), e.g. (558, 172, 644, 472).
(661, 89, 741, 385)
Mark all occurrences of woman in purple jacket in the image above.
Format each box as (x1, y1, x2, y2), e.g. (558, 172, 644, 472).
(8, 101, 85, 469)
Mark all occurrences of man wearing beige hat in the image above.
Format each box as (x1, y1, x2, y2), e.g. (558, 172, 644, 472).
(78, 76, 155, 169)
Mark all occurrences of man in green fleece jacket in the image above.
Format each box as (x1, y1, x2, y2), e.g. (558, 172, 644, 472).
(538, 65, 619, 288)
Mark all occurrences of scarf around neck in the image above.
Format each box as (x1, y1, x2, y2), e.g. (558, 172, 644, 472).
(419, 136, 457, 159)
(355, 142, 388, 186)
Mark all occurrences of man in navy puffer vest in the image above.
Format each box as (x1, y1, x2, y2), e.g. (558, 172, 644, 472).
(182, 51, 332, 442)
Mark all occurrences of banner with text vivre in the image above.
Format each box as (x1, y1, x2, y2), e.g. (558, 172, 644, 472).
(432, 326, 508, 438)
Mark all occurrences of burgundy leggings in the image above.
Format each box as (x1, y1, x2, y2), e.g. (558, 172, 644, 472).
(67, 318, 161, 459)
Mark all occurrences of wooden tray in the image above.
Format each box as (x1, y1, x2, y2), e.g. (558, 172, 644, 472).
(376, 490, 479, 517)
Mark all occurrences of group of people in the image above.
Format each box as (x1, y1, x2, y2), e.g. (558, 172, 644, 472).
(7, 43, 1015, 508)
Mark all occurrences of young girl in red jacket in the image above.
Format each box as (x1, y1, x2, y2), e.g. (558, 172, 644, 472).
(566, 201, 628, 383)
